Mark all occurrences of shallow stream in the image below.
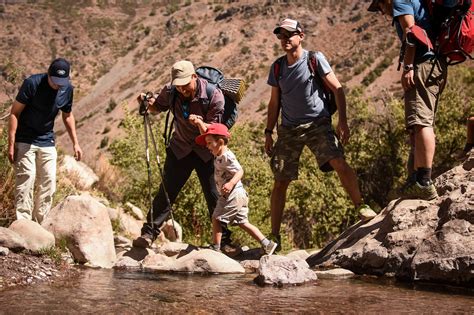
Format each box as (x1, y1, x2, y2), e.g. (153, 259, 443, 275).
(1, 269, 473, 313)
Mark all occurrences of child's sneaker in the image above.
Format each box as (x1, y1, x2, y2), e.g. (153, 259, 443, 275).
(269, 234, 281, 252)
(263, 240, 278, 255)
(356, 204, 377, 222)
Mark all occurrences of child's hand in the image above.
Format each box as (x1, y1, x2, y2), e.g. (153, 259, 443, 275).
(188, 114, 203, 125)
(221, 182, 234, 196)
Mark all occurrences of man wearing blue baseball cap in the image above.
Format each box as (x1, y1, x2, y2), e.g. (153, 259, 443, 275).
(7, 58, 82, 223)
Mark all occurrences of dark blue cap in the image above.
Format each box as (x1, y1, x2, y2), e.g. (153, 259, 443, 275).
(48, 58, 70, 86)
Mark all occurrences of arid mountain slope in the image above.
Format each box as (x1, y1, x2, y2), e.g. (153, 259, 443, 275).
(0, 1, 400, 164)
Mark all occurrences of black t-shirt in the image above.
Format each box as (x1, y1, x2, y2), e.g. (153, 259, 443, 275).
(15, 73, 73, 147)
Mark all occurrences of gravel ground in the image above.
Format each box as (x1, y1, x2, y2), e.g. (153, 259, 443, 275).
(0, 251, 79, 290)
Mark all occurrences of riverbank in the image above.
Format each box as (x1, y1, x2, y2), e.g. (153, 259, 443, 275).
(0, 251, 79, 290)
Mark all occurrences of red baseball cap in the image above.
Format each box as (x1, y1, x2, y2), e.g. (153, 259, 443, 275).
(195, 123, 230, 146)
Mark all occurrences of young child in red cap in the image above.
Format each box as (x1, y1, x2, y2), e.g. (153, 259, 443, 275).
(190, 116, 277, 255)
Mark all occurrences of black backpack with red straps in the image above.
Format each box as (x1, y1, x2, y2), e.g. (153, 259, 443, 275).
(273, 51, 337, 115)
(410, 0, 474, 64)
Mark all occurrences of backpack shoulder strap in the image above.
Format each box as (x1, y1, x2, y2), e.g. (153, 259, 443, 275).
(273, 55, 286, 83)
(202, 80, 216, 116)
(307, 50, 319, 78)
(163, 86, 177, 146)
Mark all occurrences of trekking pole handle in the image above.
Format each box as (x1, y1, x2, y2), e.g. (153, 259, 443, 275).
(139, 91, 155, 115)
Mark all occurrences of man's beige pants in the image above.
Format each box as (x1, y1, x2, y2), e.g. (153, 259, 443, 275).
(14, 143, 57, 223)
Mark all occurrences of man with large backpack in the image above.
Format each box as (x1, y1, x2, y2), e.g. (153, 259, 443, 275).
(133, 60, 233, 250)
(368, 0, 456, 200)
(264, 18, 377, 251)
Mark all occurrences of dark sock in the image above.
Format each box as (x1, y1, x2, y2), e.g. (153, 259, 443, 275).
(416, 167, 432, 186)
(464, 143, 473, 153)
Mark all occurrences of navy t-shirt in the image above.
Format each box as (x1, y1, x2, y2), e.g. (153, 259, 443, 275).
(15, 73, 73, 147)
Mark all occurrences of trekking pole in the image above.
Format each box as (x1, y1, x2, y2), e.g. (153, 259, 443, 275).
(142, 92, 178, 239)
(141, 96, 154, 232)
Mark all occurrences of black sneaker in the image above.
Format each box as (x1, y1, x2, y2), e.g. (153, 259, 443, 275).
(132, 234, 154, 248)
(209, 244, 221, 253)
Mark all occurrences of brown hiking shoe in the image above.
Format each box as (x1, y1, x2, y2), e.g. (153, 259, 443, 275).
(221, 243, 243, 257)
(132, 234, 154, 248)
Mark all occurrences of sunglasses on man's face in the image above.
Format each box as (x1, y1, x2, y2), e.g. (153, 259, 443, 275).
(276, 31, 300, 40)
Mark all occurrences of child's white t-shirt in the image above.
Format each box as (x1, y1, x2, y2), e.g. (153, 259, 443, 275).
(214, 149, 244, 195)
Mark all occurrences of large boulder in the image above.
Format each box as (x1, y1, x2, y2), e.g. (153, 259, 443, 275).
(307, 151, 474, 286)
(42, 194, 116, 268)
(0, 227, 26, 252)
(9, 219, 55, 252)
(59, 155, 99, 190)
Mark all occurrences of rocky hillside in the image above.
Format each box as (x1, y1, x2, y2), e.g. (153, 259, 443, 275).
(2, 0, 400, 164)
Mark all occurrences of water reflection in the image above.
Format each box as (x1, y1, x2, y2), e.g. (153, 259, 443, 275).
(1, 269, 473, 313)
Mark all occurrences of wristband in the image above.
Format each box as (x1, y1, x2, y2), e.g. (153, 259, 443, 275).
(264, 128, 273, 135)
(403, 64, 414, 72)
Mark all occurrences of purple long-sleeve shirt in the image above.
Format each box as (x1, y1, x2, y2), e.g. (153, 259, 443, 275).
(154, 77, 224, 162)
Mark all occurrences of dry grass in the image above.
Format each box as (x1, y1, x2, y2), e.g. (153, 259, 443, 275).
(94, 153, 126, 203)
(0, 167, 15, 227)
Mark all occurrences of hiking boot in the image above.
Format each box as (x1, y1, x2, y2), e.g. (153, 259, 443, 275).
(400, 181, 438, 201)
(262, 240, 278, 255)
(132, 234, 154, 248)
(356, 204, 377, 222)
(269, 234, 281, 253)
(221, 243, 243, 257)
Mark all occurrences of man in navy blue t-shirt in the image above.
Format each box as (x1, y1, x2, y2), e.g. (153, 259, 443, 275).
(7, 58, 83, 223)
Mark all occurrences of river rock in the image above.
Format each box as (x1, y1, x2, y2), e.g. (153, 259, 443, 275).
(307, 151, 474, 286)
(160, 219, 183, 243)
(156, 242, 197, 257)
(114, 235, 132, 248)
(0, 227, 26, 252)
(286, 249, 310, 260)
(42, 194, 116, 268)
(9, 219, 55, 253)
(117, 209, 142, 239)
(254, 255, 317, 286)
(114, 255, 141, 269)
(240, 259, 260, 273)
(142, 253, 175, 272)
(124, 202, 145, 220)
(315, 268, 355, 279)
(0, 246, 9, 256)
(171, 249, 245, 274)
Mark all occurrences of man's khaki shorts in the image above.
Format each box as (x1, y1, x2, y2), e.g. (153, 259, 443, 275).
(405, 58, 448, 129)
(270, 118, 344, 181)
